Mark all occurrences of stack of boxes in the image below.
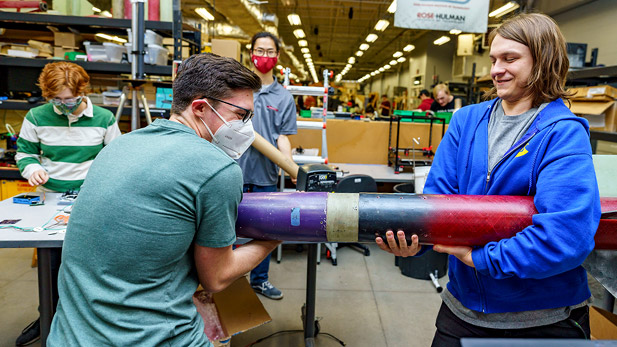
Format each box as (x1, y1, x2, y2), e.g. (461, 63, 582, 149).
(569, 85, 617, 132)
(51, 29, 83, 59)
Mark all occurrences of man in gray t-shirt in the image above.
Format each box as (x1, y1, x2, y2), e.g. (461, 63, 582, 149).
(48, 53, 281, 347)
(236, 32, 297, 300)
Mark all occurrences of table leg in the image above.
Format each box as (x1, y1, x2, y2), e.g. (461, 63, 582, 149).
(304, 244, 317, 346)
(37, 248, 53, 347)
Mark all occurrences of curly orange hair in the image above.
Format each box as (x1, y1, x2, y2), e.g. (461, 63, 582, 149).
(38, 62, 90, 99)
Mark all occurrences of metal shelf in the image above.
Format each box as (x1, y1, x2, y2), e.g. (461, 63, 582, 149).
(0, 56, 171, 76)
(567, 66, 617, 85)
(0, 12, 172, 32)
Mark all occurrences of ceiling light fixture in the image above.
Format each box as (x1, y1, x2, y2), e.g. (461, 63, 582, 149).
(387, 0, 397, 14)
(488, 1, 520, 18)
(397, 57, 406, 63)
(301, 47, 310, 53)
(92, 6, 101, 12)
(195, 8, 215, 21)
(403, 44, 415, 52)
(366, 34, 378, 42)
(348, 57, 356, 64)
(355, 51, 364, 56)
(449, 29, 462, 35)
(378, 67, 385, 72)
(293, 29, 306, 39)
(303, 53, 311, 58)
(374, 20, 390, 31)
(392, 51, 403, 58)
(287, 13, 301, 26)
(384, 64, 391, 69)
(433, 36, 451, 45)
(298, 40, 308, 47)
(389, 60, 397, 65)
(359, 43, 370, 51)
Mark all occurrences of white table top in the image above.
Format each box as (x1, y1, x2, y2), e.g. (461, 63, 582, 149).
(0, 193, 67, 248)
(330, 163, 415, 183)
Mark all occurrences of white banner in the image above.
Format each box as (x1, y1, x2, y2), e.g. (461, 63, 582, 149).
(394, 0, 490, 34)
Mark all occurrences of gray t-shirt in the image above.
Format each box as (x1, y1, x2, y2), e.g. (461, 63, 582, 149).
(444, 100, 590, 329)
(48, 119, 242, 346)
(237, 80, 297, 186)
(487, 100, 547, 171)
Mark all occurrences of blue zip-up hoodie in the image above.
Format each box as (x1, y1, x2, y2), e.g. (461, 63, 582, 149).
(424, 98, 601, 314)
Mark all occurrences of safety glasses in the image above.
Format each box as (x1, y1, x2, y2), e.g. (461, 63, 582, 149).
(201, 96, 254, 123)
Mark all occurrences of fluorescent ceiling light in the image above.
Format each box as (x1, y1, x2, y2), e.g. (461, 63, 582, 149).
(293, 29, 306, 39)
(276, 65, 283, 70)
(489, 1, 520, 18)
(95, 33, 113, 40)
(355, 51, 364, 56)
(195, 8, 215, 21)
(387, 0, 397, 14)
(392, 51, 403, 58)
(348, 57, 356, 64)
(397, 57, 406, 63)
(101, 11, 112, 18)
(298, 40, 308, 47)
(384, 64, 391, 69)
(303, 53, 311, 58)
(287, 13, 301, 26)
(301, 47, 310, 53)
(433, 36, 451, 45)
(449, 29, 462, 35)
(370, 72, 376, 76)
(92, 6, 101, 12)
(366, 34, 378, 42)
(374, 20, 390, 31)
(359, 43, 370, 51)
(403, 44, 415, 52)
(389, 60, 397, 65)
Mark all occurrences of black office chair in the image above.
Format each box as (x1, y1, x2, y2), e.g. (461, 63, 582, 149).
(325, 174, 377, 265)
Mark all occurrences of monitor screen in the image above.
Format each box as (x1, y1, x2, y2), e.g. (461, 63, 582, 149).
(566, 43, 587, 69)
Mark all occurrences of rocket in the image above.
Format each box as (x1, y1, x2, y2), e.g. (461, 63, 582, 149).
(236, 192, 617, 249)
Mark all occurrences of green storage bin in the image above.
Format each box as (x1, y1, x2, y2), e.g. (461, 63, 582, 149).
(300, 109, 311, 118)
(435, 112, 453, 124)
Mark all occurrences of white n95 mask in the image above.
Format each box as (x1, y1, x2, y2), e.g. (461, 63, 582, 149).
(200, 99, 255, 159)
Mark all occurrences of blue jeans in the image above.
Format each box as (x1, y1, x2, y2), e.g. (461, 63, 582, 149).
(243, 184, 277, 285)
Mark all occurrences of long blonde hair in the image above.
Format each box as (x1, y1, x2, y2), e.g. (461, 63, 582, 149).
(485, 13, 573, 106)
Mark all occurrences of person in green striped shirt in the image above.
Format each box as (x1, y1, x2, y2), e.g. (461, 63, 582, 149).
(14, 61, 121, 347)
(15, 61, 121, 194)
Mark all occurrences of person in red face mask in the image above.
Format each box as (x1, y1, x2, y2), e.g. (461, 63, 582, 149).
(237, 32, 298, 301)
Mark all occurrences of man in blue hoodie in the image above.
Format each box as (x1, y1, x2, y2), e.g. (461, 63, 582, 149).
(377, 13, 600, 345)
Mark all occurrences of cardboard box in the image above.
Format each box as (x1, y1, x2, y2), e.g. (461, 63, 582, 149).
(54, 46, 78, 58)
(569, 85, 617, 100)
(193, 276, 271, 344)
(590, 305, 617, 340)
(156, 87, 173, 109)
(569, 99, 617, 132)
(54, 32, 82, 48)
(211, 39, 241, 62)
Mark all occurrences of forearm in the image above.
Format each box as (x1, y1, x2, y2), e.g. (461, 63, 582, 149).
(277, 135, 293, 161)
(196, 240, 280, 292)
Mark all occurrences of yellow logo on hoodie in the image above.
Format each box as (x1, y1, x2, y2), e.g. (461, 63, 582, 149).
(515, 144, 529, 158)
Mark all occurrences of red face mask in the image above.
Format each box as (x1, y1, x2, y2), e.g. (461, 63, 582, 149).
(251, 54, 278, 74)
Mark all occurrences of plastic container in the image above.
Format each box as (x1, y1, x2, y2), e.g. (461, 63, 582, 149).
(83, 41, 107, 62)
(146, 44, 168, 65)
(413, 165, 431, 194)
(124, 42, 151, 64)
(102, 90, 122, 106)
(126, 29, 163, 46)
(103, 42, 124, 63)
(299, 109, 311, 118)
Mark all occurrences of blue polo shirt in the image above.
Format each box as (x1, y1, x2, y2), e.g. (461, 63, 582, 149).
(237, 79, 297, 186)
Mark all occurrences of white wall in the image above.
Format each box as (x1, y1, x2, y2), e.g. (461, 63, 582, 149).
(553, 0, 617, 66)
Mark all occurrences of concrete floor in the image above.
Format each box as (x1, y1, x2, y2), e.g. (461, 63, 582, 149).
(1, 245, 613, 347)
(0, 244, 444, 347)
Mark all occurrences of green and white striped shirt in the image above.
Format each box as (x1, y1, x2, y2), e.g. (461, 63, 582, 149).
(16, 98, 122, 192)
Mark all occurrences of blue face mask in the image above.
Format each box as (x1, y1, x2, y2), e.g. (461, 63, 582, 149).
(50, 96, 83, 116)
